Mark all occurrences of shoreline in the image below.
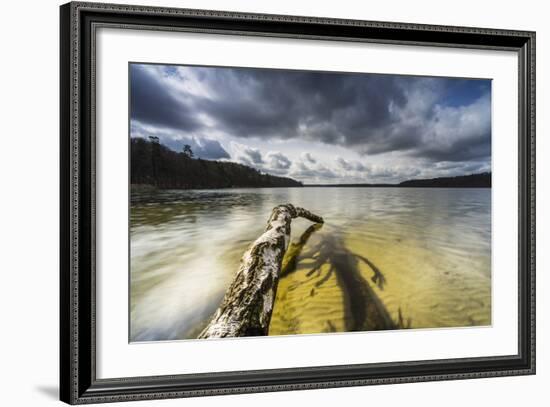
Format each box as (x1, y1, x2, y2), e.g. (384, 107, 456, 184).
(131, 183, 491, 191)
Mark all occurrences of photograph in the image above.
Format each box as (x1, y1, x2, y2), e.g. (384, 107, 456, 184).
(57, 2, 536, 403)
(129, 63, 492, 342)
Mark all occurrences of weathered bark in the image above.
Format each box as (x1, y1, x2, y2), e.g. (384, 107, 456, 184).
(198, 204, 324, 339)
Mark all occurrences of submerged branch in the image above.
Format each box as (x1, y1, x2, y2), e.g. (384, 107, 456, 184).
(199, 204, 323, 339)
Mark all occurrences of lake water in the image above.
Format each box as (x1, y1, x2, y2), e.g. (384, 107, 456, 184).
(130, 187, 491, 342)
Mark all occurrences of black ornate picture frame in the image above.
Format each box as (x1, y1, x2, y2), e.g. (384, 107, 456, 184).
(60, 2, 535, 404)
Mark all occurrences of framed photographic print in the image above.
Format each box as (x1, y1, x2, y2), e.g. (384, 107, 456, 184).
(60, 1, 536, 404)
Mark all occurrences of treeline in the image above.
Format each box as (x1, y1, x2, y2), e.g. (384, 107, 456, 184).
(399, 172, 491, 188)
(130, 137, 303, 189)
(306, 172, 491, 188)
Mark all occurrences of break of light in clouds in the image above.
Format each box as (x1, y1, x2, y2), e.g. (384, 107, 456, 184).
(130, 63, 491, 184)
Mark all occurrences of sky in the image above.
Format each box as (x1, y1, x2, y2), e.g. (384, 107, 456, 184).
(130, 63, 491, 184)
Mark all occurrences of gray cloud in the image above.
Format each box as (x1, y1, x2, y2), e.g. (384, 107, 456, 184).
(433, 160, 490, 176)
(301, 152, 317, 164)
(130, 121, 230, 160)
(130, 65, 202, 132)
(193, 69, 410, 147)
(130, 64, 492, 178)
(292, 163, 338, 180)
(191, 138, 230, 160)
(232, 145, 293, 176)
(266, 152, 292, 171)
(336, 157, 367, 172)
(288, 158, 339, 182)
(243, 147, 264, 164)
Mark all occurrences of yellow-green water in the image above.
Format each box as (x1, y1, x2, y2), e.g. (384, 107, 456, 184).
(130, 187, 491, 342)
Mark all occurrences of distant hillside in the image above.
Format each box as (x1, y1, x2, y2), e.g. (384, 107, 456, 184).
(399, 172, 491, 188)
(130, 138, 302, 189)
(305, 172, 491, 188)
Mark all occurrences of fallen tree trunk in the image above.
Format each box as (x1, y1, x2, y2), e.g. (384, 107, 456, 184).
(199, 204, 323, 339)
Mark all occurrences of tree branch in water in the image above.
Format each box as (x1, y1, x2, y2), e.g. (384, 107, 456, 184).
(198, 204, 324, 339)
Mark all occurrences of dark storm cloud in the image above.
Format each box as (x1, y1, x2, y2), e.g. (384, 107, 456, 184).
(195, 68, 409, 146)
(415, 131, 491, 162)
(130, 65, 201, 131)
(130, 64, 491, 166)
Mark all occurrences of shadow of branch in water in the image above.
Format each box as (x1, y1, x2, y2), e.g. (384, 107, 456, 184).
(277, 224, 413, 332)
(356, 254, 387, 290)
(283, 226, 406, 331)
(281, 223, 323, 277)
(311, 233, 396, 331)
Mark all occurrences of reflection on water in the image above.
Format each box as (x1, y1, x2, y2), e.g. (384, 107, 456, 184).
(130, 187, 491, 342)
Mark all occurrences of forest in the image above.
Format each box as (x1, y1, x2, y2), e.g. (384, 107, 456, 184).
(307, 172, 491, 188)
(398, 172, 491, 188)
(131, 137, 491, 190)
(130, 137, 303, 189)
